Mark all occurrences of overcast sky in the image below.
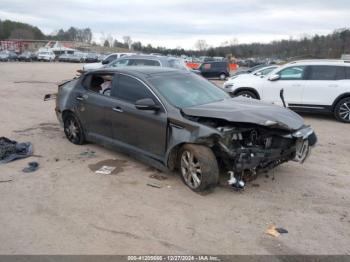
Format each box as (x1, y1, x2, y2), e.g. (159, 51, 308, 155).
(0, 0, 349, 49)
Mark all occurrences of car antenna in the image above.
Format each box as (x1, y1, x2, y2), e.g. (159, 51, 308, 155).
(280, 89, 287, 108)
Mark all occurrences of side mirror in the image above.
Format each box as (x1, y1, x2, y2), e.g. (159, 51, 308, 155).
(255, 71, 262, 76)
(268, 74, 280, 81)
(135, 98, 160, 111)
(101, 59, 109, 65)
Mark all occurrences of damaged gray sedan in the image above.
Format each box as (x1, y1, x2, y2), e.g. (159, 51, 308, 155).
(55, 67, 317, 192)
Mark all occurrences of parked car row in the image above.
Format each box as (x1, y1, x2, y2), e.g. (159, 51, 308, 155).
(0, 50, 19, 61)
(0, 50, 106, 63)
(83, 54, 189, 72)
(223, 60, 350, 122)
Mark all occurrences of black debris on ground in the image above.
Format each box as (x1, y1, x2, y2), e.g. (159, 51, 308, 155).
(22, 161, 39, 173)
(0, 137, 33, 164)
(275, 228, 289, 234)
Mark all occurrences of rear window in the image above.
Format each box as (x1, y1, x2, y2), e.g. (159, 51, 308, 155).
(128, 59, 160, 66)
(306, 65, 337, 80)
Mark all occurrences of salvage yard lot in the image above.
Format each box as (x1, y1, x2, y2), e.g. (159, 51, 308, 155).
(0, 62, 350, 255)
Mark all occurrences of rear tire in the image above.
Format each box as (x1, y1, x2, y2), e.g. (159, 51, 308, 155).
(178, 144, 219, 192)
(235, 90, 258, 99)
(63, 113, 85, 144)
(219, 73, 226, 80)
(334, 97, 350, 123)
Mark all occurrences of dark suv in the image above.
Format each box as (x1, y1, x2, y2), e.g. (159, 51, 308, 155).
(198, 61, 230, 80)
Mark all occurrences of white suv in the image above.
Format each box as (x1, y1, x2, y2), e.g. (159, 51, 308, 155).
(223, 60, 350, 122)
(37, 51, 55, 61)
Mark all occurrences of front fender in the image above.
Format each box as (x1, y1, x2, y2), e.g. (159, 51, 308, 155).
(165, 118, 222, 168)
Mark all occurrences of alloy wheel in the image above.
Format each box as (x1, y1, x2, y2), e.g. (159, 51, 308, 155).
(180, 150, 202, 189)
(339, 101, 350, 121)
(65, 118, 80, 143)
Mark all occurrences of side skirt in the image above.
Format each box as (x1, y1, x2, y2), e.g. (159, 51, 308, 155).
(288, 104, 333, 114)
(86, 133, 168, 172)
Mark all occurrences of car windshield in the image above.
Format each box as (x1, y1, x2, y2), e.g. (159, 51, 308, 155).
(149, 73, 230, 108)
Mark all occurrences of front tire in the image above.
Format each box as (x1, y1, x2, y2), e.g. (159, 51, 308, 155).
(179, 144, 219, 192)
(235, 90, 258, 99)
(334, 97, 350, 123)
(63, 113, 85, 144)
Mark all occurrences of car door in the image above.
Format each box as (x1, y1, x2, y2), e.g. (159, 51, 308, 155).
(262, 65, 306, 106)
(302, 65, 342, 107)
(107, 73, 167, 158)
(75, 73, 117, 139)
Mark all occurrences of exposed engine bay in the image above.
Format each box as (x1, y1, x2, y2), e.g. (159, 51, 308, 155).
(190, 116, 315, 189)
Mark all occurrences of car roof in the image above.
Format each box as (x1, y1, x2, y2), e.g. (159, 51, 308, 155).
(287, 59, 350, 66)
(118, 54, 180, 61)
(88, 66, 187, 78)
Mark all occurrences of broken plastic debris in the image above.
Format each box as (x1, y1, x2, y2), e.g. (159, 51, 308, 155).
(228, 171, 237, 185)
(265, 224, 280, 237)
(265, 224, 288, 237)
(95, 166, 116, 175)
(147, 183, 162, 189)
(80, 150, 96, 158)
(228, 171, 245, 189)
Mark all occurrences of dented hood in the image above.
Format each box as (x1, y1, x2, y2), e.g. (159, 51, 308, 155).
(182, 97, 304, 131)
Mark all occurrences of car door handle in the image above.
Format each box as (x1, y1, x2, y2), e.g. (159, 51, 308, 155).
(329, 84, 338, 88)
(112, 106, 123, 113)
(76, 96, 84, 101)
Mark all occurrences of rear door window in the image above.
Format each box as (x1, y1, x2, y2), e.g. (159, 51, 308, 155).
(83, 73, 114, 96)
(306, 65, 337, 80)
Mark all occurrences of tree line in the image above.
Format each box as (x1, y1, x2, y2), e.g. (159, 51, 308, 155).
(0, 19, 45, 40)
(203, 29, 350, 59)
(0, 19, 92, 44)
(101, 29, 350, 59)
(1, 19, 349, 58)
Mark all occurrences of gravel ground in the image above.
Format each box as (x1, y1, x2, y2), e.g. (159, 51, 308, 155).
(0, 62, 349, 255)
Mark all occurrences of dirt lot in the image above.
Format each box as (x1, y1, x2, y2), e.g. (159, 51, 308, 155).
(0, 62, 349, 255)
